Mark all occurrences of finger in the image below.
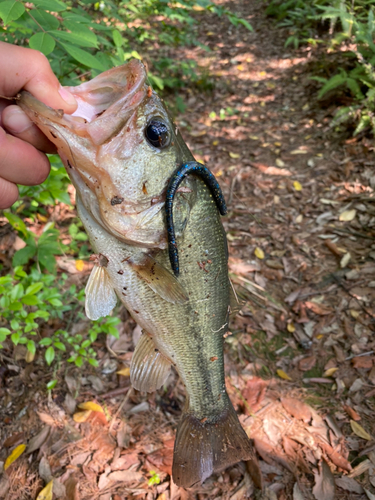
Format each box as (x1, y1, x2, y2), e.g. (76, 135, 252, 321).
(0, 127, 50, 185)
(0, 177, 18, 209)
(0, 41, 77, 113)
(2, 105, 56, 154)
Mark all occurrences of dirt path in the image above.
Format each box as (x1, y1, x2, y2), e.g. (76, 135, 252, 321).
(1, 1, 375, 499)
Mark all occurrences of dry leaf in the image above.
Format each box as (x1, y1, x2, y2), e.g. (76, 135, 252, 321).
(287, 323, 295, 333)
(343, 405, 361, 421)
(78, 401, 104, 413)
(291, 149, 308, 155)
(37, 412, 55, 426)
(339, 209, 356, 222)
(351, 420, 372, 440)
(298, 355, 317, 371)
(73, 410, 92, 423)
(36, 480, 53, 500)
(352, 356, 373, 370)
(305, 301, 332, 315)
(4, 444, 26, 470)
(340, 252, 351, 268)
(312, 460, 335, 500)
(27, 426, 50, 454)
(277, 369, 292, 381)
(229, 152, 240, 159)
(107, 470, 143, 483)
(293, 181, 302, 191)
(75, 259, 85, 271)
(335, 477, 363, 494)
(117, 367, 131, 376)
(323, 367, 338, 377)
(254, 247, 265, 259)
(276, 158, 285, 167)
(281, 398, 312, 423)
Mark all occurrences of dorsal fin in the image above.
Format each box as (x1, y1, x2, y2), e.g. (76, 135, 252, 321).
(130, 332, 171, 392)
(85, 265, 117, 320)
(128, 254, 189, 304)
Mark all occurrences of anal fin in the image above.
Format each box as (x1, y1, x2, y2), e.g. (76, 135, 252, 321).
(128, 254, 188, 304)
(85, 265, 117, 320)
(130, 332, 171, 393)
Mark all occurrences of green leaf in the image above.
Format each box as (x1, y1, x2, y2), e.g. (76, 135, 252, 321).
(29, 33, 56, 56)
(27, 340, 36, 355)
(318, 73, 348, 99)
(39, 338, 52, 346)
(26, 283, 43, 296)
(11, 283, 24, 301)
(11, 332, 21, 345)
(32, 0, 67, 12)
(13, 246, 36, 267)
(48, 298, 63, 306)
(31, 9, 60, 30)
(62, 20, 98, 47)
(45, 346, 55, 365)
(112, 29, 123, 47)
(75, 355, 83, 367)
(51, 28, 97, 48)
(46, 379, 57, 390)
(0, 1, 25, 25)
(0, 328, 11, 336)
(88, 358, 99, 367)
(60, 42, 104, 70)
(4, 212, 28, 237)
(237, 18, 253, 31)
(22, 295, 40, 306)
(53, 341, 66, 351)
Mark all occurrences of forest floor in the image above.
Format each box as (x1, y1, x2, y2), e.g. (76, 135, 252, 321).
(1, 0, 375, 499)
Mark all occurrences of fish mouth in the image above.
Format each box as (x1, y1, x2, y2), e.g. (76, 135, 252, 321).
(19, 59, 147, 147)
(18, 61, 170, 247)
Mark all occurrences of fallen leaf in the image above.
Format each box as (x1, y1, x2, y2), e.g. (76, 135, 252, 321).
(36, 480, 53, 500)
(340, 252, 351, 268)
(281, 398, 312, 423)
(37, 412, 56, 426)
(351, 420, 372, 440)
(343, 405, 361, 421)
(335, 477, 363, 494)
(73, 410, 92, 423)
(107, 470, 143, 483)
(291, 149, 308, 155)
(305, 301, 332, 315)
(254, 247, 264, 259)
(78, 401, 104, 413)
(339, 209, 356, 222)
(293, 181, 302, 191)
(277, 369, 292, 381)
(229, 152, 240, 159)
(352, 356, 373, 369)
(27, 426, 51, 454)
(313, 460, 335, 500)
(117, 367, 131, 376)
(276, 159, 285, 167)
(298, 355, 317, 371)
(75, 259, 85, 271)
(4, 444, 26, 470)
(287, 323, 295, 333)
(323, 367, 338, 377)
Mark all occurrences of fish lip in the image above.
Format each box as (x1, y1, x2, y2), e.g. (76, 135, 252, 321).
(18, 59, 148, 145)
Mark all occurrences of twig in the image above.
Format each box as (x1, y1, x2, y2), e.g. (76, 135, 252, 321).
(345, 351, 374, 361)
(109, 387, 133, 432)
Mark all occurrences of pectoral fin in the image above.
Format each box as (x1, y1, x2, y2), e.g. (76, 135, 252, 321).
(128, 255, 189, 304)
(85, 265, 117, 320)
(130, 333, 171, 392)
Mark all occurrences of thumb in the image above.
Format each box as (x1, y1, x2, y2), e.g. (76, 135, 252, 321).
(0, 41, 77, 114)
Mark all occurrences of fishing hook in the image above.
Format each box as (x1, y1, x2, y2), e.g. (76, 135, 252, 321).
(165, 161, 227, 276)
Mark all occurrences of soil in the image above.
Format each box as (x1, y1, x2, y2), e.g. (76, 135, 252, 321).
(1, 1, 375, 499)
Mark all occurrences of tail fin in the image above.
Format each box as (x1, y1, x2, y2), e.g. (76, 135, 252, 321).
(172, 403, 254, 488)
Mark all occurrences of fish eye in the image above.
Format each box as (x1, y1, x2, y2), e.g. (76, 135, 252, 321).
(145, 119, 170, 149)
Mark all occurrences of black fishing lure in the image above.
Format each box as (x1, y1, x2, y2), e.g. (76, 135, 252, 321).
(165, 161, 227, 276)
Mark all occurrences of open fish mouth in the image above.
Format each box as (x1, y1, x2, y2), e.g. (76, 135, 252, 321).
(19, 59, 147, 146)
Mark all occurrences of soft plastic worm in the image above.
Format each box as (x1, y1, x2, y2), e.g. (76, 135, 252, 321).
(165, 161, 227, 276)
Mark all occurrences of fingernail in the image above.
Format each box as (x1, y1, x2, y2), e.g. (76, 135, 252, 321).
(4, 107, 33, 133)
(58, 85, 77, 107)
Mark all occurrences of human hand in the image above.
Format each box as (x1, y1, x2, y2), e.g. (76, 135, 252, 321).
(0, 41, 77, 209)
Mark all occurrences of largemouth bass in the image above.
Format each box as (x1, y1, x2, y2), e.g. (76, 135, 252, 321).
(18, 60, 254, 488)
